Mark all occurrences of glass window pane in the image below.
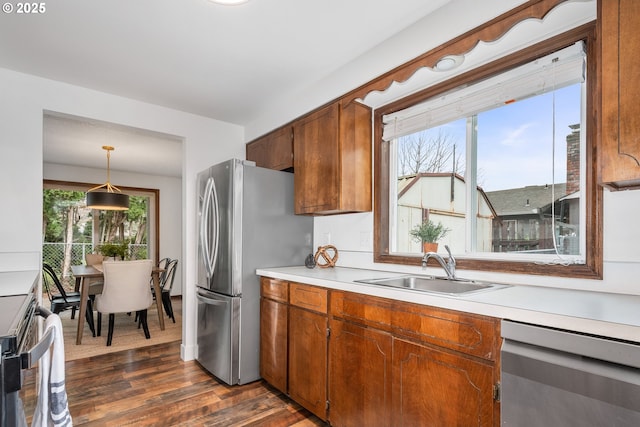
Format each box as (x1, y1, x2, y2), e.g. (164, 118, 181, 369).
(476, 84, 582, 255)
(394, 119, 466, 254)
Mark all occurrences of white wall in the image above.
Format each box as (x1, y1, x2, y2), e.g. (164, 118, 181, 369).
(43, 162, 184, 295)
(0, 67, 245, 361)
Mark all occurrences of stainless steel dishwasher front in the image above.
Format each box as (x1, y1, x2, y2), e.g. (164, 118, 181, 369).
(501, 320, 640, 427)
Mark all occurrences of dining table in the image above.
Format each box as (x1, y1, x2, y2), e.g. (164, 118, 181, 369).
(70, 264, 166, 345)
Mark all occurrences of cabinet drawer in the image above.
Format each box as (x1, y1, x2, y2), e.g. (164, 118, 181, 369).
(392, 301, 500, 361)
(330, 290, 393, 332)
(331, 290, 499, 361)
(289, 283, 327, 314)
(260, 277, 288, 303)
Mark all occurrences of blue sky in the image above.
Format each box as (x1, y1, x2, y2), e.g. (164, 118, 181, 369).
(436, 83, 581, 192)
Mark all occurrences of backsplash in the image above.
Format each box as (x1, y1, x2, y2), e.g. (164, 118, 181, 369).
(313, 188, 640, 295)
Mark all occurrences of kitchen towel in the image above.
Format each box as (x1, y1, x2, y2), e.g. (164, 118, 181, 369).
(33, 313, 72, 427)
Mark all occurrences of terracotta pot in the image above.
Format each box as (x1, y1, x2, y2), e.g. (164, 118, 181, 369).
(422, 242, 438, 253)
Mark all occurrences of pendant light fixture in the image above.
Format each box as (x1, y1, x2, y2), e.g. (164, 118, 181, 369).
(86, 146, 130, 211)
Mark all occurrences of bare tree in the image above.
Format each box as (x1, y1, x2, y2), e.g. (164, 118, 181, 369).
(397, 129, 464, 176)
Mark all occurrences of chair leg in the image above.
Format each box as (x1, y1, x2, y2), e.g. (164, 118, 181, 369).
(85, 299, 96, 337)
(71, 306, 76, 319)
(97, 312, 102, 336)
(162, 292, 175, 323)
(107, 313, 115, 346)
(139, 309, 151, 339)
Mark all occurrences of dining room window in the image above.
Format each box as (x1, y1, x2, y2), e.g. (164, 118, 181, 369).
(42, 180, 159, 285)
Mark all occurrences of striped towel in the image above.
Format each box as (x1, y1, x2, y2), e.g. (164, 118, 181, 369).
(32, 314, 72, 427)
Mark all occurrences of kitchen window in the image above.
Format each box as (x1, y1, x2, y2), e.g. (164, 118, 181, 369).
(374, 28, 601, 279)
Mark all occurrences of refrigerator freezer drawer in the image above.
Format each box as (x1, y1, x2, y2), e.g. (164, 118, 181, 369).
(196, 289, 240, 385)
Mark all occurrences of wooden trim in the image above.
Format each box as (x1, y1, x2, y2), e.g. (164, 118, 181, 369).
(373, 23, 603, 280)
(343, 0, 568, 105)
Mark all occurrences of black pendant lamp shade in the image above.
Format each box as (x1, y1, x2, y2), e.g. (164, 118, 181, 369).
(86, 145, 130, 211)
(86, 191, 129, 211)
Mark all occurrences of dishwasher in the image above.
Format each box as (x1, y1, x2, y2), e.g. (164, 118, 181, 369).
(501, 320, 640, 426)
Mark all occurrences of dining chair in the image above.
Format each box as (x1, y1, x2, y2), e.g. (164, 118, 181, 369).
(95, 259, 154, 346)
(150, 257, 171, 293)
(42, 263, 96, 336)
(160, 259, 178, 323)
(158, 257, 171, 281)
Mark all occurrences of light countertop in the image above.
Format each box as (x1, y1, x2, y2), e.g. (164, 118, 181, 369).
(256, 266, 640, 342)
(0, 270, 39, 297)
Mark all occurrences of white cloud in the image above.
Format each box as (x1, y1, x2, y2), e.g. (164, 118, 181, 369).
(500, 122, 536, 147)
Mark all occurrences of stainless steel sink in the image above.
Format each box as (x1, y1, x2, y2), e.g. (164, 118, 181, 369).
(354, 275, 506, 296)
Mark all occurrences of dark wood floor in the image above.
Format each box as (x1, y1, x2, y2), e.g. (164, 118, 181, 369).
(23, 341, 327, 426)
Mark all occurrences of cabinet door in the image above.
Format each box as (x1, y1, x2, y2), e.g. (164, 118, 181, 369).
(328, 318, 392, 427)
(600, 0, 640, 189)
(259, 297, 288, 393)
(293, 103, 340, 214)
(288, 306, 328, 420)
(246, 126, 293, 171)
(392, 338, 496, 427)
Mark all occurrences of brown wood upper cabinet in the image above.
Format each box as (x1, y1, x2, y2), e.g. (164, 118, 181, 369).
(599, 0, 640, 190)
(246, 126, 294, 171)
(293, 100, 372, 215)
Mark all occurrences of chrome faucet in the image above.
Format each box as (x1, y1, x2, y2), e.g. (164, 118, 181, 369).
(422, 245, 456, 279)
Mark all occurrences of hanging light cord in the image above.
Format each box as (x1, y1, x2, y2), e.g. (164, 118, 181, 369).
(88, 146, 123, 193)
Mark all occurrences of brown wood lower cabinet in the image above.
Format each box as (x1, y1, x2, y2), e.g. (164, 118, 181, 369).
(392, 338, 495, 427)
(259, 278, 501, 426)
(289, 306, 328, 420)
(259, 296, 288, 393)
(328, 318, 392, 427)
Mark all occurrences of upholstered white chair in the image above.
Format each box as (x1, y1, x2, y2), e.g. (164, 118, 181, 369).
(95, 259, 154, 346)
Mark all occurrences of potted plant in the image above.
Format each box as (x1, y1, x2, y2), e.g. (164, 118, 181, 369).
(410, 220, 450, 253)
(98, 241, 129, 261)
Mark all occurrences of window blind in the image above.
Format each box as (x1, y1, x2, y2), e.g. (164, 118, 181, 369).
(382, 41, 586, 141)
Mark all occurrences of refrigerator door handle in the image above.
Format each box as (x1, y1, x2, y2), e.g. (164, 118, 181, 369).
(196, 292, 227, 306)
(209, 176, 220, 278)
(200, 177, 220, 279)
(199, 177, 212, 277)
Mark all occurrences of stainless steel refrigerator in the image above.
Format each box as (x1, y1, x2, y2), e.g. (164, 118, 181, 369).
(196, 159, 312, 385)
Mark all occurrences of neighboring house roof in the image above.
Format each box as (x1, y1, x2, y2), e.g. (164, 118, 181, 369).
(397, 172, 498, 218)
(397, 172, 456, 199)
(485, 183, 567, 216)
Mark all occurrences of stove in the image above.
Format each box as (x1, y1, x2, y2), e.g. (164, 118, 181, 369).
(0, 270, 39, 426)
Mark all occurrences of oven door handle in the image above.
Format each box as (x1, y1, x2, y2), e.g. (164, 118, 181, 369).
(20, 306, 54, 369)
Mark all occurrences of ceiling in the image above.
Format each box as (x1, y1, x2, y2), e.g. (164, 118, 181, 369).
(1, 0, 458, 177)
(1, 1, 597, 179)
(43, 112, 184, 178)
(1, 0, 453, 126)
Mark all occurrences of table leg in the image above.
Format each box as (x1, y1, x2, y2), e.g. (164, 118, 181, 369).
(75, 277, 89, 345)
(152, 272, 165, 331)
